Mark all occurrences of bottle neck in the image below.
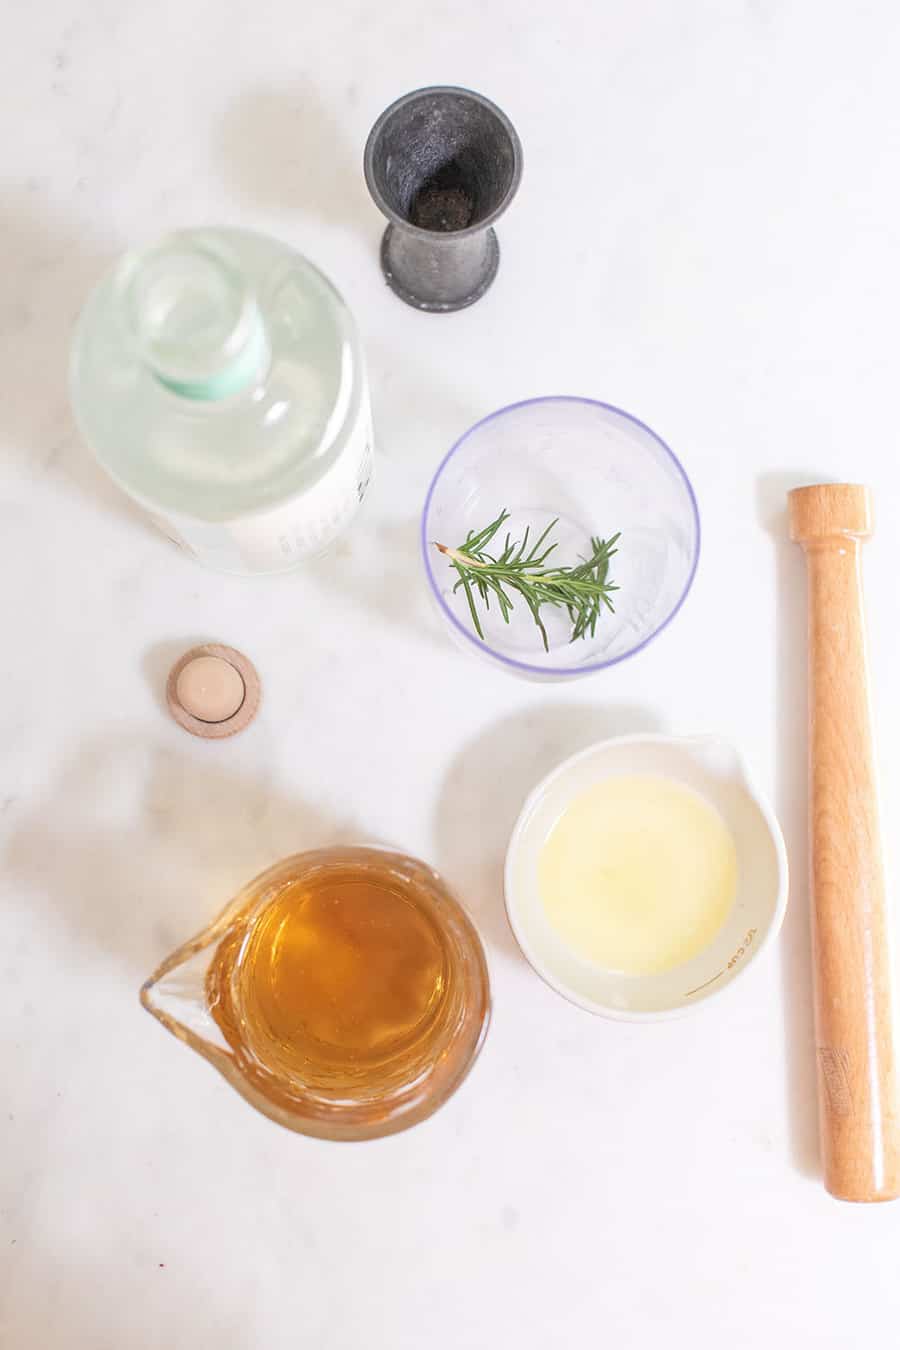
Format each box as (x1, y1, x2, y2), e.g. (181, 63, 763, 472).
(119, 234, 270, 401)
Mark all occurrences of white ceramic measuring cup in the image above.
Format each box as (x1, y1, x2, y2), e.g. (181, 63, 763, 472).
(504, 734, 788, 1020)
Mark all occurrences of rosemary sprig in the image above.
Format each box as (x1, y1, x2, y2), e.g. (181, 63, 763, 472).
(434, 509, 620, 652)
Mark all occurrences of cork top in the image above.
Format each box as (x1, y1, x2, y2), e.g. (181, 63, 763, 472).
(166, 644, 260, 739)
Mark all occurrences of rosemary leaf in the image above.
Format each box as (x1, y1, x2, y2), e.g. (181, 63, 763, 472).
(434, 510, 620, 653)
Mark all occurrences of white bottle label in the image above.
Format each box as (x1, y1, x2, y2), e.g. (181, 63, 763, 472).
(152, 405, 374, 574)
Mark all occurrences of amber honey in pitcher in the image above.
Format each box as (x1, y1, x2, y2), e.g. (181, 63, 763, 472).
(142, 847, 490, 1140)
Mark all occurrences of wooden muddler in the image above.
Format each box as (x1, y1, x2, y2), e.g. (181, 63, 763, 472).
(789, 483, 900, 1201)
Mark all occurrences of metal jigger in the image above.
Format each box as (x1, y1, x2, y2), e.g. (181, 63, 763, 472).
(363, 86, 523, 313)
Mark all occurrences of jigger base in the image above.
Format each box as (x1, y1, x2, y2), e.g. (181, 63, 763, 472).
(380, 225, 500, 313)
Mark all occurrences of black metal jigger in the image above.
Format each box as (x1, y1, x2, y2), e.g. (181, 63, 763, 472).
(363, 86, 523, 313)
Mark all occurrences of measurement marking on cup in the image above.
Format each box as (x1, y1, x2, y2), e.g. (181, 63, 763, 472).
(684, 928, 758, 998)
(684, 969, 725, 998)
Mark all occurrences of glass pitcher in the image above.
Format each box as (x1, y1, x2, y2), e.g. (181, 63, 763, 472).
(140, 847, 490, 1141)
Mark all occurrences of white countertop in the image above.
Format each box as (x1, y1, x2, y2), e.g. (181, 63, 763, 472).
(5, 3, 900, 1346)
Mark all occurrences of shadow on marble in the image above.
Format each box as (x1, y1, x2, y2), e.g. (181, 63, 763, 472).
(364, 336, 482, 469)
(3, 731, 360, 977)
(756, 469, 824, 1181)
(434, 701, 663, 970)
(216, 81, 375, 234)
(307, 513, 446, 652)
(0, 186, 153, 536)
(0, 1247, 252, 1350)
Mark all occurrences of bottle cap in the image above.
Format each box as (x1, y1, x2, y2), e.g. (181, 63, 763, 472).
(166, 644, 260, 738)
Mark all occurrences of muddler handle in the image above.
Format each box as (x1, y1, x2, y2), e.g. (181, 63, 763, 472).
(789, 483, 900, 1201)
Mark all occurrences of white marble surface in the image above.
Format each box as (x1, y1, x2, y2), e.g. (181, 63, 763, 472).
(4, 3, 900, 1345)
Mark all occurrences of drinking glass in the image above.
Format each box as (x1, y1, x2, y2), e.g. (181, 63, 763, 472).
(421, 396, 700, 680)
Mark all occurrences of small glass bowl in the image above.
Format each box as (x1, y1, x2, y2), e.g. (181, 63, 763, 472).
(421, 397, 700, 680)
(504, 734, 788, 1020)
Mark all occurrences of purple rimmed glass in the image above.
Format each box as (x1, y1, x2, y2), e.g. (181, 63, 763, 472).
(421, 397, 700, 680)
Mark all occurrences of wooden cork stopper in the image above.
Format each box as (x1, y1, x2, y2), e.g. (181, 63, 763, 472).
(166, 644, 260, 739)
